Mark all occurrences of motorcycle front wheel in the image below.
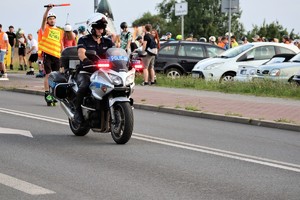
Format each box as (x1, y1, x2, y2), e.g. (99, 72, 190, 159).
(69, 119, 90, 136)
(111, 102, 134, 144)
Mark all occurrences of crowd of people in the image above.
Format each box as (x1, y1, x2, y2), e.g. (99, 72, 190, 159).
(158, 32, 300, 50)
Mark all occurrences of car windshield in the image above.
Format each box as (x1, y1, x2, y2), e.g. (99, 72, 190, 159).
(290, 53, 300, 62)
(265, 57, 286, 65)
(217, 44, 254, 58)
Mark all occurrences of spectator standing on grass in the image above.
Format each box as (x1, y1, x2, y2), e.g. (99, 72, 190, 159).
(115, 34, 121, 48)
(241, 36, 249, 44)
(130, 35, 143, 52)
(282, 35, 291, 44)
(209, 36, 217, 45)
(120, 22, 132, 55)
(252, 35, 261, 42)
(230, 35, 239, 48)
(166, 32, 174, 41)
(185, 33, 193, 41)
(141, 24, 157, 86)
(26, 34, 38, 75)
(63, 24, 76, 48)
(73, 30, 78, 43)
(36, 29, 45, 78)
(38, 4, 64, 105)
(152, 29, 160, 50)
(78, 25, 86, 39)
(218, 36, 229, 50)
(6, 25, 16, 70)
(0, 24, 9, 78)
(18, 30, 27, 71)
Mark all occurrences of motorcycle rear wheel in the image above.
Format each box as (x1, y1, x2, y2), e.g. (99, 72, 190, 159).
(69, 119, 90, 136)
(111, 102, 133, 144)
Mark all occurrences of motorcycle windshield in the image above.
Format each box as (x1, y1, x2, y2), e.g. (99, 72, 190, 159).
(106, 48, 129, 72)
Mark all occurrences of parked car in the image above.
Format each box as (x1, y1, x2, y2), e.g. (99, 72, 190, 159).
(293, 70, 300, 85)
(191, 42, 300, 82)
(253, 53, 300, 82)
(234, 53, 296, 82)
(154, 40, 225, 78)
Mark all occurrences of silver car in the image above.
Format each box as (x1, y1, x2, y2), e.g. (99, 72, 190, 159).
(234, 53, 296, 82)
(254, 53, 300, 82)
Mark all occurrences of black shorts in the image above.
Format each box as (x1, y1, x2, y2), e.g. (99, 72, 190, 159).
(18, 48, 26, 56)
(29, 53, 38, 62)
(43, 53, 60, 74)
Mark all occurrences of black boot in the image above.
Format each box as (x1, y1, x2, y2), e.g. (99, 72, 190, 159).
(18, 65, 23, 71)
(24, 65, 28, 71)
(74, 108, 83, 124)
(26, 67, 34, 75)
(9, 64, 13, 70)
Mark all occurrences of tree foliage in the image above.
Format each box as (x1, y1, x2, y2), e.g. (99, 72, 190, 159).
(131, 0, 298, 41)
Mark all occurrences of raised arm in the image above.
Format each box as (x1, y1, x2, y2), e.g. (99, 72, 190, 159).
(41, 4, 54, 32)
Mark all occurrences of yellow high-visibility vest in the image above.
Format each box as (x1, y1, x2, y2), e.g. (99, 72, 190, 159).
(38, 25, 63, 58)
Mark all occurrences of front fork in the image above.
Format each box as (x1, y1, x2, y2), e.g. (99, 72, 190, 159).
(108, 97, 133, 124)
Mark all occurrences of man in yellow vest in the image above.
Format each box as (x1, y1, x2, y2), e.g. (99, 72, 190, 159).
(38, 4, 64, 105)
(0, 24, 9, 79)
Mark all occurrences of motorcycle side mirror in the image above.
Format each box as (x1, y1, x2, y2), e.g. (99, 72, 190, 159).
(86, 50, 96, 56)
(86, 50, 100, 61)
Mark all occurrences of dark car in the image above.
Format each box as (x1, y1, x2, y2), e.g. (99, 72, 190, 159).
(154, 40, 225, 78)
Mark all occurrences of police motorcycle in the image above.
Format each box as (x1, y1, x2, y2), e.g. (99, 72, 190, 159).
(48, 47, 144, 144)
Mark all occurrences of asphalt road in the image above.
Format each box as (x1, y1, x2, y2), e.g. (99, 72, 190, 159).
(0, 91, 299, 200)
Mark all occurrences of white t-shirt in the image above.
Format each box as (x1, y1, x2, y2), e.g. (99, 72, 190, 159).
(18, 37, 26, 48)
(29, 39, 38, 54)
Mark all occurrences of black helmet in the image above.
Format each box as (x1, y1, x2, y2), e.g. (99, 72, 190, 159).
(120, 22, 128, 29)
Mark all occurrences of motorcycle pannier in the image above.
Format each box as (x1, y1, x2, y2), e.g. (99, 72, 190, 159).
(60, 46, 80, 70)
(48, 72, 70, 99)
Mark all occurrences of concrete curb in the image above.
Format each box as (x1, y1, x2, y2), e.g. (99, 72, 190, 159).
(4, 88, 300, 132)
(133, 104, 300, 132)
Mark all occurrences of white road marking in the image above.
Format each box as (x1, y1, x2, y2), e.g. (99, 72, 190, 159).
(1, 107, 300, 174)
(0, 127, 33, 138)
(0, 173, 55, 195)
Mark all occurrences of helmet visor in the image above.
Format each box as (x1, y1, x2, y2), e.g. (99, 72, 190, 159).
(92, 23, 106, 30)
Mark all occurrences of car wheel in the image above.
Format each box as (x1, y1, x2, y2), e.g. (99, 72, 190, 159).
(166, 68, 182, 79)
(221, 72, 235, 82)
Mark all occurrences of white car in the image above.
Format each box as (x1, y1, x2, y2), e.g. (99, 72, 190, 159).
(191, 42, 300, 82)
(234, 53, 296, 82)
(254, 53, 300, 82)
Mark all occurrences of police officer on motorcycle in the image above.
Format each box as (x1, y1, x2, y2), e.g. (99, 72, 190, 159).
(74, 14, 114, 124)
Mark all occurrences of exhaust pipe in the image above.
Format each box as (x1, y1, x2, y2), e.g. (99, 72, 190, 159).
(60, 101, 74, 119)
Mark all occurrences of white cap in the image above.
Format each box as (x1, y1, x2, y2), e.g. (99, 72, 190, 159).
(64, 24, 72, 32)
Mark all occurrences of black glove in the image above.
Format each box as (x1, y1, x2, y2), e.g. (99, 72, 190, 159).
(82, 58, 93, 66)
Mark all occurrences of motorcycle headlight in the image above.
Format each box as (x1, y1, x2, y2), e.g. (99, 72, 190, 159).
(269, 69, 280, 76)
(203, 62, 224, 70)
(108, 73, 123, 85)
(126, 73, 135, 85)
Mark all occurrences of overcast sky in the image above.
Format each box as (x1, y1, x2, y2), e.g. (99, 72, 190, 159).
(0, 0, 298, 37)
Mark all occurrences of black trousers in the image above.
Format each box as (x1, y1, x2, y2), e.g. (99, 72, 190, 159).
(75, 73, 91, 110)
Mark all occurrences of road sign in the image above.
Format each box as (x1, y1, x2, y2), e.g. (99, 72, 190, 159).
(175, 2, 188, 16)
(221, 0, 239, 13)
